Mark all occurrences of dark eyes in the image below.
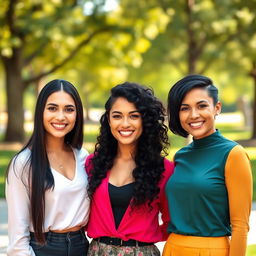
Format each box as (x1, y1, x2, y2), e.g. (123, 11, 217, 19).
(198, 104, 208, 109)
(130, 114, 140, 119)
(180, 106, 189, 111)
(180, 104, 208, 111)
(112, 114, 122, 119)
(47, 106, 57, 111)
(65, 107, 75, 112)
(111, 114, 141, 119)
(47, 107, 75, 112)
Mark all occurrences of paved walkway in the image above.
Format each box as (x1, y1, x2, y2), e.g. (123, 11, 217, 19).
(0, 200, 255, 255)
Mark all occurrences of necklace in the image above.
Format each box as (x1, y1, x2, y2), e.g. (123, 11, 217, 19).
(58, 164, 64, 169)
(48, 154, 65, 170)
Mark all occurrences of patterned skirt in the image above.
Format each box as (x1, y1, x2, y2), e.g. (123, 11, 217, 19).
(88, 239, 160, 256)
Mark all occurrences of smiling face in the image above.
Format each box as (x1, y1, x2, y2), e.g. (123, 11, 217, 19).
(179, 88, 221, 140)
(43, 90, 77, 140)
(108, 97, 143, 148)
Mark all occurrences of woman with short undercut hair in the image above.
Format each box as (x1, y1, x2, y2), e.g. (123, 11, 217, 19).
(163, 74, 252, 256)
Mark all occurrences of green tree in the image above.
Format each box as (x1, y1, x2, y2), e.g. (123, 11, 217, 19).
(0, 0, 171, 142)
(0, 0, 122, 142)
(51, 1, 170, 116)
(122, 0, 256, 135)
(231, 1, 256, 138)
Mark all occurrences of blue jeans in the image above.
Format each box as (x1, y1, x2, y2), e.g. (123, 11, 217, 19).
(30, 229, 89, 256)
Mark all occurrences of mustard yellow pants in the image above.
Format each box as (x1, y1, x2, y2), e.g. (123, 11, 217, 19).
(163, 233, 230, 256)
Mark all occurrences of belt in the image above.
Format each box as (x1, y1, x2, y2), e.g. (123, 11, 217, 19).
(50, 226, 83, 233)
(94, 236, 154, 247)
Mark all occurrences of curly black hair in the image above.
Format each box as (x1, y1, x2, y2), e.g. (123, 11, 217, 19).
(87, 82, 169, 208)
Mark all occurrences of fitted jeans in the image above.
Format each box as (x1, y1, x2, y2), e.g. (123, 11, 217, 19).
(30, 229, 89, 256)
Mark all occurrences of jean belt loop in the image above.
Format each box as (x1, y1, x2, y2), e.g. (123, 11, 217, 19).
(66, 232, 71, 256)
(80, 228, 85, 238)
(47, 231, 51, 242)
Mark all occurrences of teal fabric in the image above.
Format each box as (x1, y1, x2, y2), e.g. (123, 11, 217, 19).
(166, 130, 237, 237)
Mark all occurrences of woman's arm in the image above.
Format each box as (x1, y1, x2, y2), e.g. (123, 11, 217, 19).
(225, 145, 253, 256)
(6, 154, 36, 256)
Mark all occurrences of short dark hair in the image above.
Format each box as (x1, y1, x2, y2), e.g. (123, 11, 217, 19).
(167, 74, 218, 137)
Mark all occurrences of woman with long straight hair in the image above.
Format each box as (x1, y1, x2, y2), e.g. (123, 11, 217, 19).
(6, 79, 90, 256)
(86, 82, 174, 256)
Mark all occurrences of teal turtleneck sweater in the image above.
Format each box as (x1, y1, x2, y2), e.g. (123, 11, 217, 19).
(166, 130, 238, 237)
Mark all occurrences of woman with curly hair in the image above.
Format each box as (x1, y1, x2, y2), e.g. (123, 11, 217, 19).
(85, 82, 174, 256)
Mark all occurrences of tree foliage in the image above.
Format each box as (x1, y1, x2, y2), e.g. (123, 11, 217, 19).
(0, 0, 154, 141)
(1, 0, 256, 141)
(122, 0, 256, 138)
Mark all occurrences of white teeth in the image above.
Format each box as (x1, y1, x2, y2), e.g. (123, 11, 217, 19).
(190, 122, 203, 127)
(52, 124, 66, 128)
(119, 131, 133, 136)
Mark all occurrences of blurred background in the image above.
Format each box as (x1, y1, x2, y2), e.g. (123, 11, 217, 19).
(0, 0, 256, 255)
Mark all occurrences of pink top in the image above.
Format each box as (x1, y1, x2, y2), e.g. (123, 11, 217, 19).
(85, 154, 174, 242)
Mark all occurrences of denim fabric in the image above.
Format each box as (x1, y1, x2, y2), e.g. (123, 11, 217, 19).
(30, 229, 89, 256)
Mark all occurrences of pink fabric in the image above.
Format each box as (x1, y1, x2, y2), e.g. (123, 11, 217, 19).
(85, 154, 174, 242)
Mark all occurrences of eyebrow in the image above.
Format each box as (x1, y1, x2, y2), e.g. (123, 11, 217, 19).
(46, 103, 75, 107)
(111, 110, 140, 114)
(181, 100, 209, 106)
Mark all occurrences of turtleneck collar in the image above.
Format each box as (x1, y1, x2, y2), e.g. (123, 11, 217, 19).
(191, 130, 223, 149)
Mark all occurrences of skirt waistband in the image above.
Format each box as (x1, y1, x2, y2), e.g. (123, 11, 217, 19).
(168, 233, 230, 248)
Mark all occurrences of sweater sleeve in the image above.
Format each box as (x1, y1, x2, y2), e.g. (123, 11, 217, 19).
(159, 159, 174, 240)
(225, 145, 252, 256)
(6, 153, 36, 256)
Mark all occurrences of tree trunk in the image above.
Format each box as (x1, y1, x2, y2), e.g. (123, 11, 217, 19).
(83, 87, 91, 121)
(186, 0, 197, 74)
(3, 48, 25, 142)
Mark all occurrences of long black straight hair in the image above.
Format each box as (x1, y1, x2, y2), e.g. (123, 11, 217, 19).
(7, 79, 84, 243)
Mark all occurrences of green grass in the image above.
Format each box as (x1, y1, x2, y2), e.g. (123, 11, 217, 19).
(0, 118, 255, 253)
(0, 150, 16, 198)
(247, 244, 256, 256)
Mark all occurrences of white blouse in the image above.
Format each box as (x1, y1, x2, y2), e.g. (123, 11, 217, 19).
(6, 147, 90, 256)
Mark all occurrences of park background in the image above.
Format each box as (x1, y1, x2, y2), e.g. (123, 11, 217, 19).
(0, 0, 256, 255)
